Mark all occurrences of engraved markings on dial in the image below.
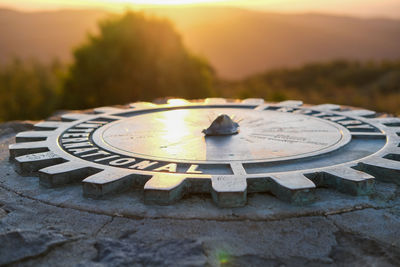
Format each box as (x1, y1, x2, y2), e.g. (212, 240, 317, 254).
(269, 106, 379, 134)
(60, 119, 206, 174)
(59, 107, 378, 176)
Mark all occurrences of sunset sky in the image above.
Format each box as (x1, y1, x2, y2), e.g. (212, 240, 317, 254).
(0, 0, 399, 18)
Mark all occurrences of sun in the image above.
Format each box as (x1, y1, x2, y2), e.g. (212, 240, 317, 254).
(118, 0, 225, 5)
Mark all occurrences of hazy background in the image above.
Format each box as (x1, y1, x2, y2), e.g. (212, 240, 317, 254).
(2, 0, 400, 18)
(0, 0, 399, 121)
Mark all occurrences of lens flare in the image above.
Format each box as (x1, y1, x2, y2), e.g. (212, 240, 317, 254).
(217, 250, 231, 264)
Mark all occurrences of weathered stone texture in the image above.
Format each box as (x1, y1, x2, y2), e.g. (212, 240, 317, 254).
(82, 238, 207, 267)
(0, 230, 67, 265)
(1, 120, 400, 266)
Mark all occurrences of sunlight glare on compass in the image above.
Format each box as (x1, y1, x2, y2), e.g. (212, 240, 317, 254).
(154, 109, 201, 158)
(158, 109, 191, 141)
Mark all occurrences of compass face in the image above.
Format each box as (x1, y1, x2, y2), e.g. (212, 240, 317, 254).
(9, 99, 400, 208)
(98, 108, 350, 162)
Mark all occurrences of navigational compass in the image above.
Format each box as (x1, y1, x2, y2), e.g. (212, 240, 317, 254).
(9, 99, 400, 207)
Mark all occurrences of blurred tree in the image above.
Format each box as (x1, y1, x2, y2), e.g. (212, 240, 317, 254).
(0, 59, 63, 122)
(62, 12, 215, 109)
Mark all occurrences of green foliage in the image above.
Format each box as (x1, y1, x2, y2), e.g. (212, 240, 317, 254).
(218, 60, 400, 115)
(62, 12, 215, 109)
(0, 59, 63, 122)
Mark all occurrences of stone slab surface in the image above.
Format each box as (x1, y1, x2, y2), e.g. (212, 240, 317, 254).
(1, 121, 400, 266)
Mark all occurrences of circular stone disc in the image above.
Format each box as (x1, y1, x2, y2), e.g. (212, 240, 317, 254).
(99, 108, 350, 163)
(7, 99, 400, 209)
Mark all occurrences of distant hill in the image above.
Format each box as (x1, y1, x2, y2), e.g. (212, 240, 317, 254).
(1, 7, 400, 79)
(218, 60, 400, 115)
(0, 9, 107, 63)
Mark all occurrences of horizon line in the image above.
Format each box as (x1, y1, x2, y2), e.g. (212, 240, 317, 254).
(0, 4, 399, 21)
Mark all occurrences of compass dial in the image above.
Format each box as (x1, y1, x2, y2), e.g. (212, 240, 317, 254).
(9, 99, 400, 208)
(99, 108, 350, 162)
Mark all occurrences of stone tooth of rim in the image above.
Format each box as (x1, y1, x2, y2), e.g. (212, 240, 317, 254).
(255, 104, 270, 111)
(242, 98, 265, 105)
(211, 175, 247, 208)
(61, 113, 93, 122)
(268, 173, 316, 204)
(313, 166, 375, 196)
(34, 121, 67, 130)
(390, 128, 400, 138)
(204, 98, 227, 104)
(166, 98, 191, 105)
(340, 109, 376, 118)
(39, 162, 100, 188)
(128, 102, 157, 109)
(370, 117, 400, 127)
(312, 104, 341, 111)
(321, 116, 347, 122)
(14, 151, 64, 174)
(83, 169, 151, 198)
(338, 120, 363, 126)
(9, 141, 49, 159)
(15, 131, 52, 143)
(277, 100, 303, 107)
(94, 107, 126, 114)
(346, 125, 375, 130)
(358, 157, 400, 184)
(386, 147, 400, 154)
(143, 174, 188, 205)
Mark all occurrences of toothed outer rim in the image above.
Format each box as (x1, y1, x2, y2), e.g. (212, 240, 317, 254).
(8, 99, 400, 208)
